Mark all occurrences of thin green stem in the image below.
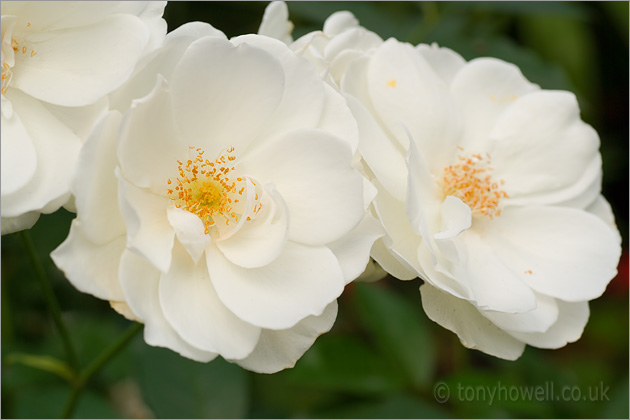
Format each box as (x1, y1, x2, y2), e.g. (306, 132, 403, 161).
(62, 322, 143, 419)
(19, 230, 79, 370)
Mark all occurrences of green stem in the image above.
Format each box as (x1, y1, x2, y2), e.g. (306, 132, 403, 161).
(19, 230, 79, 370)
(62, 322, 143, 419)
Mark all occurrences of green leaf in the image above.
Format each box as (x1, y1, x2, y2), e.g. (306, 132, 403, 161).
(135, 345, 248, 419)
(285, 334, 406, 395)
(4, 353, 75, 382)
(11, 386, 120, 419)
(352, 282, 435, 387)
(315, 393, 449, 419)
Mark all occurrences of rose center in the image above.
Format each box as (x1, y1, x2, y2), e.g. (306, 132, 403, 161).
(168, 146, 263, 236)
(441, 148, 508, 218)
(1, 20, 37, 95)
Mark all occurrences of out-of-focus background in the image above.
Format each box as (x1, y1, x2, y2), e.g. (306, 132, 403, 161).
(2, 2, 628, 418)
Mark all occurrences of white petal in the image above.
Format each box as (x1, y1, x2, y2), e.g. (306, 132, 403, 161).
(434, 196, 471, 240)
(207, 241, 345, 330)
(13, 15, 149, 107)
(170, 36, 285, 158)
(483, 205, 621, 302)
(230, 34, 326, 148)
(448, 229, 537, 313)
(371, 237, 417, 281)
(216, 184, 289, 268)
(587, 195, 621, 243)
(109, 22, 226, 112)
(117, 172, 174, 273)
(166, 206, 211, 264)
(257, 1, 293, 44)
(489, 91, 602, 206)
(51, 220, 125, 302)
(112, 1, 167, 53)
(42, 96, 109, 141)
(73, 111, 126, 244)
(1, 107, 37, 195)
(481, 292, 559, 334)
(373, 180, 424, 276)
(450, 57, 539, 150)
(117, 77, 186, 193)
(316, 84, 359, 154)
(327, 213, 385, 284)
(323, 11, 359, 35)
(508, 300, 590, 349)
(346, 94, 407, 202)
(234, 301, 338, 373)
(0, 90, 80, 217)
(1, 212, 39, 235)
(159, 243, 261, 359)
(118, 248, 217, 362)
(366, 39, 462, 173)
(420, 283, 525, 360)
(416, 43, 466, 87)
(239, 129, 364, 246)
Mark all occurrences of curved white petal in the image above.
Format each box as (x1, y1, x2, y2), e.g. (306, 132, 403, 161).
(447, 229, 537, 313)
(13, 15, 149, 107)
(118, 248, 217, 362)
(234, 301, 338, 373)
(489, 91, 602, 206)
(316, 84, 359, 154)
(323, 11, 359, 36)
(434, 196, 471, 240)
(327, 213, 384, 284)
(371, 237, 418, 281)
(170, 36, 285, 158)
(481, 292, 559, 334)
(420, 283, 525, 360)
(346, 94, 407, 202)
(117, 172, 174, 273)
(231, 34, 326, 148)
(51, 220, 125, 302)
(416, 43, 466, 87)
(508, 300, 590, 349)
(109, 22, 226, 112)
(587, 195, 622, 242)
(450, 57, 539, 151)
(216, 184, 289, 269)
(257, 1, 293, 44)
(1, 107, 37, 195)
(159, 243, 261, 359)
(117, 76, 187, 193)
(73, 110, 126, 244)
(239, 129, 364, 246)
(166, 206, 211, 264)
(207, 241, 345, 330)
(482, 205, 621, 302)
(366, 38, 462, 173)
(0, 90, 80, 217)
(1, 212, 39, 235)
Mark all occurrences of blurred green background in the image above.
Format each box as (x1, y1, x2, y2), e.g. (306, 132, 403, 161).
(2, 2, 628, 418)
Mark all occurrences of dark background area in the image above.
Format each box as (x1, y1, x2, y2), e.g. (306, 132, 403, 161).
(2, 2, 628, 418)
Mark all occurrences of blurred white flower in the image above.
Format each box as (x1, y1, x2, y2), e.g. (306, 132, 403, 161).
(337, 36, 622, 359)
(1, 1, 166, 234)
(51, 24, 383, 373)
(258, 1, 293, 45)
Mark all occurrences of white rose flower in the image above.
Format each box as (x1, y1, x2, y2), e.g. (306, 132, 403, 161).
(339, 37, 622, 359)
(51, 24, 383, 373)
(1, 1, 166, 234)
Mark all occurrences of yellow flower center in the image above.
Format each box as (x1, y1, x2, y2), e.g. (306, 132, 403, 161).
(442, 147, 508, 218)
(1, 21, 37, 95)
(167, 146, 263, 236)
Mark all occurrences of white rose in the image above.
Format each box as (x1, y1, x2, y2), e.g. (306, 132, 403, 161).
(1, 1, 167, 234)
(340, 37, 621, 359)
(51, 24, 383, 373)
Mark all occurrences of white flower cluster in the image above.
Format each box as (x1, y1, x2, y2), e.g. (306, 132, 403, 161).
(2, 2, 621, 372)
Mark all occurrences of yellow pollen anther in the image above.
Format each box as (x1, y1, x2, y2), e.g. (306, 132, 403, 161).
(386, 79, 397, 88)
(167, 146, 262, 236)
(442, 149, 508, 218)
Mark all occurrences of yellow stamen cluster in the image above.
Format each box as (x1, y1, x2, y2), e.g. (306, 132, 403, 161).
(2, 29, 36, 95)
(167, 146, 262, 235)
(442, 147, 508, 218)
